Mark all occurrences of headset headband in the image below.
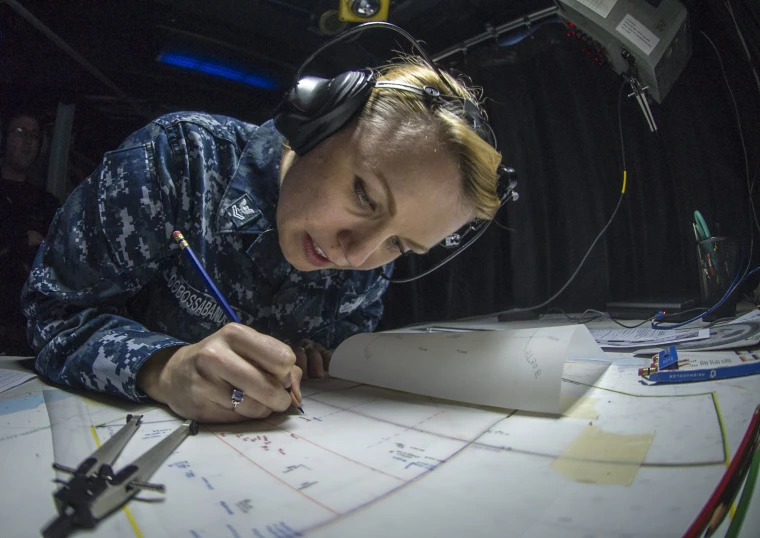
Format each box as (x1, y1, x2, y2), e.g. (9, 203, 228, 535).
(291, 22, 456, 93)
(273, 21, 497, 155)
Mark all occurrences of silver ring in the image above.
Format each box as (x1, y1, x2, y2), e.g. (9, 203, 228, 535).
(231, 389, 245, 410)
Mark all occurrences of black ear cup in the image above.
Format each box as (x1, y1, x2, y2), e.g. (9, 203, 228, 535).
(463, 99, 496, 149)
(497, 166, 519, 203)
(273, 70, 375, 155)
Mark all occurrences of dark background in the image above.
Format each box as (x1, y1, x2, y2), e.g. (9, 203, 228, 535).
(2, 0, 758, 329)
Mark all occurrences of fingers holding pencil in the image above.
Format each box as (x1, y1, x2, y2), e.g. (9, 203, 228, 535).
(171, 229, 305, 416)
(137, 325, 304, 423)
(217, 323, 305, 413)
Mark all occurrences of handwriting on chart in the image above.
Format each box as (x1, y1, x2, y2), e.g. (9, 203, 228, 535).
(220, 432, 324, 486)
(523, 333, 561, 379)
(167, 460, 211, 487)
(191, 520, 301, 538)
(252, 522, 302, 538)
(363, 334, 384, 360)
(219, 432, 289, 454)
(141, 427, 173, 440)
(524, 345, 542, 379)
(412, 334, 470, 354)
(389, 442, 440, 471)
(443, 334, 469, 354)
(95, 423, 172, 444)
(363, 333, 475, 360)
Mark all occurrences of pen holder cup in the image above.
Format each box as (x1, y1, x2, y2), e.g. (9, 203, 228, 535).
(695, 236, 740, 320)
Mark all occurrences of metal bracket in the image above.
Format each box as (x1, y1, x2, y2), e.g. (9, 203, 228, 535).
(627, 76, 657, 132)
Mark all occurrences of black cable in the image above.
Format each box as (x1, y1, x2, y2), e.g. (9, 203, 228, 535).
(580, 309, 654, 329)
(651, 266, 760, 329)
(293, 21, 457, 94)
(586, 310, 654, 329)
(534, 307, 654, 328)
(701, 30, 759, 241)
(495, 79, 629, 317)
(380, 165, 518, 284)
(382, 213, 495, 284)
(724, 1, 760, 96)
(645, 30, 760, 330)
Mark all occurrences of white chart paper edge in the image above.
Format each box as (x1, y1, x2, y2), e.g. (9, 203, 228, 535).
(330, 325, 607, 414)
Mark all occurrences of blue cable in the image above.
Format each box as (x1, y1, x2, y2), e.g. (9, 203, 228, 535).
(651, 266, 760, 329)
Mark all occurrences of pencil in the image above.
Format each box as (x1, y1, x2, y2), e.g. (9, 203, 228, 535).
(172, 230, 304, 414)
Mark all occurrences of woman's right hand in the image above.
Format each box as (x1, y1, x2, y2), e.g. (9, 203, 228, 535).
(136, 323, 303, 423)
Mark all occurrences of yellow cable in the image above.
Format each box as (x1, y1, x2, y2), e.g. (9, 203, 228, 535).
(621, 170, 627, 194)
(89, 425, 144, 538)
(122, 508, 144, 538)
(711, 394, 730, 466)
(711, 393, 737, 520)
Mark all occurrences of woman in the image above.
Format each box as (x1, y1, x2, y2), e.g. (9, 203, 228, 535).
(22, 57, 503, 423)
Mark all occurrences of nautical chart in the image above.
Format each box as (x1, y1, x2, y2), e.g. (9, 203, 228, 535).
(6, 363, 741, 538)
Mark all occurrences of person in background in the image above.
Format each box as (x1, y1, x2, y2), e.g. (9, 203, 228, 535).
(22, 58, 503, 423)
(0, 113, 60, 355)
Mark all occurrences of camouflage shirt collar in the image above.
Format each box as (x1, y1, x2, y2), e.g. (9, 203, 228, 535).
(216, 120, 284, 235)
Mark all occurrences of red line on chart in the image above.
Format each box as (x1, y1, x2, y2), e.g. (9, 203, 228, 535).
(261, 421, 407, 481)
(295, 413, 512, 536)
(305, 394, 511, 444)
(207, 428, 339, 515)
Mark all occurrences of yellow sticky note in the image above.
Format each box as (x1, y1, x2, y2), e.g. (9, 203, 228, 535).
(562, 397, 599, 420)
(551, 425, 654, 485)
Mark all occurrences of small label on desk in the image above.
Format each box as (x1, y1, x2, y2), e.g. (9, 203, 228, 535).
(646, 350, 760, 384)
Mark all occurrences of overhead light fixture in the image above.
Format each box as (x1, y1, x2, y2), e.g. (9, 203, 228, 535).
(338, 0, 390, 22)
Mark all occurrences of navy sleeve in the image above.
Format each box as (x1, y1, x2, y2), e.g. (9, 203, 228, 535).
(22, 122, 186, 402)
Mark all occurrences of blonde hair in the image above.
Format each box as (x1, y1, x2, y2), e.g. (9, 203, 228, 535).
(357, 56, 503, 220)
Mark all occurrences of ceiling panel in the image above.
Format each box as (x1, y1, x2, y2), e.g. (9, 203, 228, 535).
(0, 0, 553, 157)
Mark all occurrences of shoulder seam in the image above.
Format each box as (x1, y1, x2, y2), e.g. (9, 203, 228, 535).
(152, 112, 238, 145)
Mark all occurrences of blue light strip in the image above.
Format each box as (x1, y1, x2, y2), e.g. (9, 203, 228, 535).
(157, 51, 278, 90)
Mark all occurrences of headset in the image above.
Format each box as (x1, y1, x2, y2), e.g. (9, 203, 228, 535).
(273, 21, 497, 154)
(272, 21, 518, 283)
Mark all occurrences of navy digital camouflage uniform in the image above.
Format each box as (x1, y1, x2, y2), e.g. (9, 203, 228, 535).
(22, 112, 392, 402)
